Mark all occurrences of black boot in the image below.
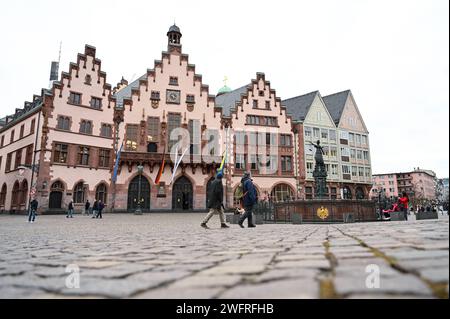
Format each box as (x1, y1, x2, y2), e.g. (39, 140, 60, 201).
(201, 223, 209, 229)
(221, 223, 230, 228)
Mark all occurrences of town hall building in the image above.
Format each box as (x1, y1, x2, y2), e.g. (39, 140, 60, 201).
(0, 25, 373, 214)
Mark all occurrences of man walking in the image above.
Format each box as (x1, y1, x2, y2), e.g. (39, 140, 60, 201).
(97, 200, 104, 219)
(28, 198, 38, 223)
(67, 200, 74, 218)
(84, 200, 91, 216)
(201, 171, 229, 229)
(238, 172, 258, 228)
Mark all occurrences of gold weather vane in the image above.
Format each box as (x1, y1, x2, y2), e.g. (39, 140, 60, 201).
(223, 76, 228, 86)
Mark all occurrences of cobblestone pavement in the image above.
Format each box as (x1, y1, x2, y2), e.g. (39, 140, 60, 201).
(0, 213, 448, 299)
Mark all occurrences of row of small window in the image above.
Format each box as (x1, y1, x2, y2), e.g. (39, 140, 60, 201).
(340, 131, 368, 145)
(235, 132, 292, 147)
(304, 127, 337, 141)
(0, 118, 36, 148)
(2, 145, 34, 173)
(343, 165, 371, 178)
(68, 92, 103, 109)
(234, 154, 293, 172)
(53, 143, 111, 167)
(56, 116, 112, 137)
(339, 148, 370, 161)
(305, 127, 368, 145)
(306, 163, 371, 178)
(373, 188, 397, 193)
(252, 100, 271, 110)
(246, 115, 278, 126)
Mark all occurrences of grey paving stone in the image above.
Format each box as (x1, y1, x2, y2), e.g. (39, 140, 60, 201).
(219, 278, 319, 299)
(275, 259, 330, 269)
(334, 274, 433, 296)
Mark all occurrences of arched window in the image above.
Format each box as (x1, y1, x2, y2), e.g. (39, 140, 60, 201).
(51, 181, 64, 191)
(356, 187, 365, 200)
(343, 186, 352, 199)
(270, 184, 294, 202)
(12, 181, 20, 206)
(80, 120, 93, 134)
(96, 183, 107, 204)
(73, 182, 86, 203)
(0, 183, 7, 206)
(20, 180, 28, 205)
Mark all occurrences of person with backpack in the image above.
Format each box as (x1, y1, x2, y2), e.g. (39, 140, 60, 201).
(238, 171, 258, 228)
(201, 171, 229, 229)
(28, 198, 38, 223)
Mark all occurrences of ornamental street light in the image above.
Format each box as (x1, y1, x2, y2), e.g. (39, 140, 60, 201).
(135, 165, 144, 215)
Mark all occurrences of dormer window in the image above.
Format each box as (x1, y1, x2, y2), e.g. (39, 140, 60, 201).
(265, 101, 270, 109)
(169, 77, 178, 86)
(253, 100, 258, 108)
(151, 91, 160, 100)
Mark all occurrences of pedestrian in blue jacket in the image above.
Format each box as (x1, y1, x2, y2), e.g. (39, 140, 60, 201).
(238, 172, 258, 228)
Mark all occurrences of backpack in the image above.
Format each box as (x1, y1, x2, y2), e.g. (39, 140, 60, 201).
(235, 183, 244, 200)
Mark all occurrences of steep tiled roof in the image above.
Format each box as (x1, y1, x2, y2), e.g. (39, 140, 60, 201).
(114, 74, 146, 108)
(322, 90, 350, 124)
(282, 91, 318, 122)
(215, 85, 249, 117)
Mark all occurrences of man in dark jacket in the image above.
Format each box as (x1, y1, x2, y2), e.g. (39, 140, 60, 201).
(28, 198, 38, 223)
(201, 171, 229, 229)
(97, 200, 104, 219)
(92, 200, 98, 218)
(67, 201, 74, 218)
(238, 172, 258, 228)
(84, 200, 91, 216)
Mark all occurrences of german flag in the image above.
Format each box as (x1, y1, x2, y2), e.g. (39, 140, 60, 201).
(155, 144, 166, 185)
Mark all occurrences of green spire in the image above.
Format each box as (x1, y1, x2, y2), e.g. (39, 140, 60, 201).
(217, 76, 232, 95)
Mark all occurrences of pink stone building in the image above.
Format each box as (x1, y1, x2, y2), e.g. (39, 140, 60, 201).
(0, 25, 373, 214)
(370, 168, 437, 202)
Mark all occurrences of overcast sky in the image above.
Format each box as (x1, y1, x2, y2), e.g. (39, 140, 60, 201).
(1, 0, 448, 177)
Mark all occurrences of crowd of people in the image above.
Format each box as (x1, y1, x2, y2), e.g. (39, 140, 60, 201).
(27, 198, 106, 223)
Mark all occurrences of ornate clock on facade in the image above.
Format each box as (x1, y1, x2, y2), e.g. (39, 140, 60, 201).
(166, 90, 181, 104)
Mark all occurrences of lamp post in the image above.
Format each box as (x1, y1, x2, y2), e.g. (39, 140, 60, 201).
(135, 165, 144, 215)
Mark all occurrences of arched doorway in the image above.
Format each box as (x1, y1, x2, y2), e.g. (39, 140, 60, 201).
(49, 181, 64, 209)
(343, 186, 353, 199)
(127, 175, 151, 212)
(205, 177, 214, 208)
(355, 187, 365, 200)
(172, 176, 193, 210)
(270, 183, 294, 202)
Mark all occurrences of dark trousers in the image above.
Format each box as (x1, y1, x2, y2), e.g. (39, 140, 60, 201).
(239, 205, 254, 226)
(28, 209, 36, 222)
(403, 208, 408, 221)
(97, 210, 103, 218)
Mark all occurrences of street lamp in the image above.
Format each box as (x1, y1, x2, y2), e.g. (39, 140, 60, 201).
(135, 165, 144, 215)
